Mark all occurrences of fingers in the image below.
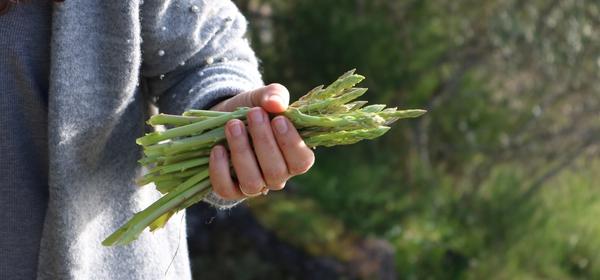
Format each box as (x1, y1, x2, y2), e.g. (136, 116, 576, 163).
(247, 108, 289, 190)
(210, 102, 315, 199)
(271, 116, 315, 176)
(224, 119, 267, 196)
(256, 84, 290, 113)
(211, 84, 290, 113)
(209, 145, 244, 200)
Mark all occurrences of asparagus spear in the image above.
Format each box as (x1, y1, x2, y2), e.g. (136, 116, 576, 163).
(137, 108, 249, 146)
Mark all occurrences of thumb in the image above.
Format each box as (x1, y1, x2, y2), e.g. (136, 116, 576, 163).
(212, 84, 290, 113)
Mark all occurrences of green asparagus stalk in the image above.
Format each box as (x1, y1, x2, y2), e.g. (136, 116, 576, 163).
(147, 114, 207, 126)
(137, 108, 249, 146)
(102, 169, 211, 246)
(102, 69, 426, 246)
(182, 109, 230, 117)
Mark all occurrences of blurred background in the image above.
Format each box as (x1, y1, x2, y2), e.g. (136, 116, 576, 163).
(186, 0, 600, 279)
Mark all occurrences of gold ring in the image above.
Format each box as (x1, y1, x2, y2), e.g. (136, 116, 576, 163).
(240, 185, 267, 197)
(261, 187, 270, 195)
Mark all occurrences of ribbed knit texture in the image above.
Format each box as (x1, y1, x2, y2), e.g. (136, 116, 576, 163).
(14, 0, 263, 279)
(0, 1, 52, 280)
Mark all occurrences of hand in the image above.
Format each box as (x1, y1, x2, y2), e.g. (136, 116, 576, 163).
(208, 84, 315, 199)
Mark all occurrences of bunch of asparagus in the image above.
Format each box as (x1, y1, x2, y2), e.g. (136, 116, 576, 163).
(102, 70, 426, 246)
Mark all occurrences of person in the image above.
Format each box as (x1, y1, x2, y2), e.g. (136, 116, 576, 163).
(0, 0, 314, 279)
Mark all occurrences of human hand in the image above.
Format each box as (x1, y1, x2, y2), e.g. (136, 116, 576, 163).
(208, 84, 315, 199)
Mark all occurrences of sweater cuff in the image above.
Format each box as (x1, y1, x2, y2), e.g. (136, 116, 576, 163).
(157, 61, 264, 114)
(202, 191, 246, 209)
(189, 75, 260, 110)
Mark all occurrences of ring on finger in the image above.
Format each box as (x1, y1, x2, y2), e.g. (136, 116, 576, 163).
(239, 184, 267, 197)
(260, 187, 269, 195)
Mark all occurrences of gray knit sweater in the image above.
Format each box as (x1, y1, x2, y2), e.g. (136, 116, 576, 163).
(37, 0, 262, 279)
(0, 2, 52, 280)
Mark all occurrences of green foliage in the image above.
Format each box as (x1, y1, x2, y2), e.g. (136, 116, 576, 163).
(249, 193, 356, 261)
(221, 0, 600, 278)
(467, 162, 600, 279)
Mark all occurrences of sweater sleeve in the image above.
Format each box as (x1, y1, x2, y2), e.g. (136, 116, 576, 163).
(140, 0, 262, 208)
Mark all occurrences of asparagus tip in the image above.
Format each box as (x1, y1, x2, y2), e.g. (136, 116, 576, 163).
(411, 109, 427, 116)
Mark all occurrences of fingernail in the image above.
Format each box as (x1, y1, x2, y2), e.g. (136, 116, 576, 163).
(214, 146, 225, 158)
(273, 117, 288, 134)
(211, 147, 219, 160)
(249, 108, 264, 124)
(268, 95, 283, 105)
(228, 121, 243, 136)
